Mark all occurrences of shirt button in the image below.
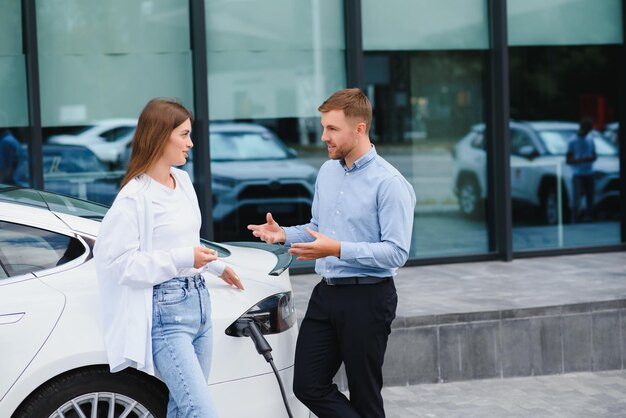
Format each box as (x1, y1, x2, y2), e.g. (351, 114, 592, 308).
(336, 210, 340, 214)
(340, 191, 344, 195)
(345, 172, 349, 176)
(332, 230, 336, 234)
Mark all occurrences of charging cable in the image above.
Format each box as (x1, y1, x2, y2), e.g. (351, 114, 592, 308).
(235, 319, 294, 418)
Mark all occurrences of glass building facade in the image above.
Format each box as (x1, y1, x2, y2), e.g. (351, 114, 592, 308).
(3, 0, 625, 271)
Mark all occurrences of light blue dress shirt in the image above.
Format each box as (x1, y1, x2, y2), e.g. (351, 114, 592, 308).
(283, 146, 416, 279)
(567, 134, 596, 175)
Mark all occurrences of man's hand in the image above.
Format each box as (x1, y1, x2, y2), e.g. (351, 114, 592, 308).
(193, 246, 218, 269)
(219, 265, 244, 290)
(288, 228, 341, 260)
(247, 212, 286, 244)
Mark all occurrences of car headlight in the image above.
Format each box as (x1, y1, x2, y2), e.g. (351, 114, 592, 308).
(225, 292, 296, 336)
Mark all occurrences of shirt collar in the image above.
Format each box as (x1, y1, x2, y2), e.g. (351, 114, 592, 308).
(341, 145, 377, 172)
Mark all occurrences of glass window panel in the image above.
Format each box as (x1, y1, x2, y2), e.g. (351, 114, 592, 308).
(509, 0, 623, 46)
(206, 0, 345, 120)
(0, 2, 28, 187)
(363, 0, 489, 51)
(508, 0, 622, 250)
(205, 0, 345, 253)
(36, 0, 193, 208)
(362, 1, 490, 259)
(208, 50, 345, 120)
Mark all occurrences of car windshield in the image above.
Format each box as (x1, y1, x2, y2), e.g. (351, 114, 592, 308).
(43, 147, 105, 173)
(538, 130, 617, 156)
(0, 186, 109, 219)
(16, 146, 106, 180)
(209, 131, 289, 161)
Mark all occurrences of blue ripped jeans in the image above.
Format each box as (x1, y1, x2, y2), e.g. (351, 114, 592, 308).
(152, 275, 218, 418)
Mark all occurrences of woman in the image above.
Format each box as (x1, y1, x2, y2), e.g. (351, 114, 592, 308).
(94, 98, 243, 418)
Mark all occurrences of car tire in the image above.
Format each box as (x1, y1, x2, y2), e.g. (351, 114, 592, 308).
(458, 176, 483, 218)
(13, 366, 168, 418)
(541, 188, 558, 224)
(540, 186, 568, 225)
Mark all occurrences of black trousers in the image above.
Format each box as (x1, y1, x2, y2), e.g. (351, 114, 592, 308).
(572, 174, 595, 223)
(293, 279, 397, 418)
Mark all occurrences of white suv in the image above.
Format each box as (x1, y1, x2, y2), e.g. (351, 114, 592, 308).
(452, 121, 620, 223)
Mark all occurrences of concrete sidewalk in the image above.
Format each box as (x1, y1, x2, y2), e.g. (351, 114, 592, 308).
(290, 252, 626, 321)
(382, 370, 626, 417)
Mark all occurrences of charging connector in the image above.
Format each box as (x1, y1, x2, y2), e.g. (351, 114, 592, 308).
(235, 319, 294, 418)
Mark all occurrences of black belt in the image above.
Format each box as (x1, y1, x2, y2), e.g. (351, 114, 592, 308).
(322, 276, 392, 286)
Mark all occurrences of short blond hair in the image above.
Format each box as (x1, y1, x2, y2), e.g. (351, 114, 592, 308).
(318, 88, 372, 131)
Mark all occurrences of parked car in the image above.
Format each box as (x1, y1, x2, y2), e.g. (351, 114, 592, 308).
(0, 185, 308, 418)
(121, 123, 318, 241)
(47, 118, 137, 166)
(604, 122, 619, 147)
(15, 144, 122, 205)
(452, 121, 620, 223)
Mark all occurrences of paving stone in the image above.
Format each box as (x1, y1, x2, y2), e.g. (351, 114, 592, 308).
(562, 314, 592, 372)
(593, 311, 622, 371)
(380, 371, 626, 418)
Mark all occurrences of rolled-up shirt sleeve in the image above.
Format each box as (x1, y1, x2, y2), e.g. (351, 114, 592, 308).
(94, 197, 194, 289)
(339, 176, 415, 269)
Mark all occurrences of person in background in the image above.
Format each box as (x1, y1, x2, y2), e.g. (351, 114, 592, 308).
(94, 98, 243, 418)
(248, 88, 416, 418)
(0, 128, 21, 185)
(567, 116, 597, 223)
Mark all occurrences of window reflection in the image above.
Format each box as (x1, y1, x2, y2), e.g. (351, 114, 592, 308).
(207, 123, 317, 242)
(362, 0, 490, 259)
(509, 44, 621, 249)
(0, 2, 29, 187)
(0, 221, 85, 277)
(205, 0, 345, 248)
(37, 1, 193, 207)
(368, 51, 489, 258)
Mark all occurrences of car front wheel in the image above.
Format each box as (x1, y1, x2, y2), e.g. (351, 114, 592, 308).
(13, 367, 168, 418)
(541, 188, 558, 225)
(458, 176, 483, 218)
(540, 185, 569, 225)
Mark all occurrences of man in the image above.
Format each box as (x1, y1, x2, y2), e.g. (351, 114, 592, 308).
(566, 117, 597, 223)
(0, 129, 21, 185)
(248, 88, 416, 418)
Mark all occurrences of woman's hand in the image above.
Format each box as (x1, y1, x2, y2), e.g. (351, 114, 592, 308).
(193, 246, 218, 269)
(219, 266, 244, 290)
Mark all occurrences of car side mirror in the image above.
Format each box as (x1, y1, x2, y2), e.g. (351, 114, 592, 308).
(517, 145, 539, 160)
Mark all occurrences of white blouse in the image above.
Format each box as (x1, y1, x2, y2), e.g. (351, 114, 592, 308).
(94, 167, 225, 375)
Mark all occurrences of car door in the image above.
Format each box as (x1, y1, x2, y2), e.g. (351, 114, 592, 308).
(0, 221, 71, 400)
(510, 127, 542, 204)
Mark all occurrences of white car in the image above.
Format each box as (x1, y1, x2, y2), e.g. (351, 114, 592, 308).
(452, 121, 620, 223)
(47, 119, 137, 165)
(0, 186, 309, 418)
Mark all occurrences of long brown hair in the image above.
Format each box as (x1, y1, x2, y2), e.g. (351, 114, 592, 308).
(121, 98, 193, 188)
